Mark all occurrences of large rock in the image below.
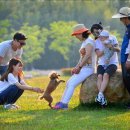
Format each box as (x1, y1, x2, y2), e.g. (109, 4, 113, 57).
(80, 70, 130, 104)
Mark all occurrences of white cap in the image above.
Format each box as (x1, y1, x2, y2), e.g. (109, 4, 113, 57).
(112, 7, 130, 18)
(99, 30, 109, 37)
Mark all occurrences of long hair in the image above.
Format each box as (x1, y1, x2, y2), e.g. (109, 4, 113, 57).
(1, 58, 23, 82)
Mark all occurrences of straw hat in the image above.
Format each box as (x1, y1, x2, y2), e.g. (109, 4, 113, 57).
(112, 7, 130, 18)
(71, 24, 90, 36)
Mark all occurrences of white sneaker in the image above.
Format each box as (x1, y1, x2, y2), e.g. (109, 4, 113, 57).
(95, 95, 102, 103)
(3, 104, 19, 110)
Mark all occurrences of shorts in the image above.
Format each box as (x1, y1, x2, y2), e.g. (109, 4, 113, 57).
(97, 64, 117, 77)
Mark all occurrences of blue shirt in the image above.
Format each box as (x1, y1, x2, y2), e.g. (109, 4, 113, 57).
(121, 24, 130, 63)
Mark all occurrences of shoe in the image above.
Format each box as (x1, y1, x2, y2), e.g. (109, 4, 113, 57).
(95, 95, 102, 104)
(53, 102, 68, 110)
(101, 97, 107, 106)
(3, 104, 19, 110)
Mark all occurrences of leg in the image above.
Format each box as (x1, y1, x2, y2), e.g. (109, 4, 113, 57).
(43, 95, 53, 108)
(0, 85, 24, 105)
(100, 64, 117, 93)
(97, 74, 103, 91)
(61, 67, 94, 104)
(100, 73, 109, 93)
(97, 65, 105, 91)
(121, 63, 130, 94)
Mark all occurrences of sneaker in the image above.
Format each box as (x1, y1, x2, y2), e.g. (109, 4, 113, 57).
(53, 102, 68, 110)
(3, 104, 19, 110)
(95, 95, 102, 104)
(101, 97, 107, 106)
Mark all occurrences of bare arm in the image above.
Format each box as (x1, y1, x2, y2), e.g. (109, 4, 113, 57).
(113, 44, 120, 52)
(95, 49, 104, 58)
(15, 82, 43, 93)
(78, 44, 93, 67)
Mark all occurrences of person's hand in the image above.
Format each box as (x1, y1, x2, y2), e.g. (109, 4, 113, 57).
(71, 67, 81, 75)
(71, 68, 76, 75)
(126, 61, 130, 70)
(32, 87, 44, 93)
(106, 44, 113, 49)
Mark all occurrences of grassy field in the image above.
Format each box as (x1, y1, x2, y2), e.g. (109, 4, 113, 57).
(0, 76, 130, 130)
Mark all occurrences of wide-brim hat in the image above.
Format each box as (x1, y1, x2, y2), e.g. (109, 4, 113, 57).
(71, 24, 90, 36)
(112, 7, 130, 18)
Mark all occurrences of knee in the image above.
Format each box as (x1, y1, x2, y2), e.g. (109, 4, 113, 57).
(103, 73, 109, 79)
(97, 74, 103, 81)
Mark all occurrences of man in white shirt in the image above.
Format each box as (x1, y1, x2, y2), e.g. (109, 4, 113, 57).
(0, 32, 27, 75)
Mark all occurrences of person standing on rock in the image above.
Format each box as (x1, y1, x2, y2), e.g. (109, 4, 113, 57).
(112, 7, 130, 108)
(53, 24, 96, 109)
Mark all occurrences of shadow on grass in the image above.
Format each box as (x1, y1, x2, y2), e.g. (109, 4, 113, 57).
(72, 102, 130, 112)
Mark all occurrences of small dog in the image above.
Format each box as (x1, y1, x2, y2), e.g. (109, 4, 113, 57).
(40, 71, 65, 108)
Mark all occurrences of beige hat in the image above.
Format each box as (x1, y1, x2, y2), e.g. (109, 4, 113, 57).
(71, 24, 90, 36)
(112, 7, 130, 18)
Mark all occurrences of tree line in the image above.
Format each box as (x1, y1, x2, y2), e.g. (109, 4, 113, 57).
(0, 0, 130, 70)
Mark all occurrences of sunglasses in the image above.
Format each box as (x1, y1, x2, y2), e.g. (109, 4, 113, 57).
(19, 42, 26, 46)
(17, 40, 26, 46)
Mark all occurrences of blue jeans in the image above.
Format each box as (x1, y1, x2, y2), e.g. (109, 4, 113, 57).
(0, 85, 24, 105)
(0, 65, 8, 76)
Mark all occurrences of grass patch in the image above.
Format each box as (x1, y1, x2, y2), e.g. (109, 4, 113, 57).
(0, 76, 130, 130)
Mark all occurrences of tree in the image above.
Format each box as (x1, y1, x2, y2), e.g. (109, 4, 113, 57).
(12, 23, 49, 64)
(49, 21, 80, 67)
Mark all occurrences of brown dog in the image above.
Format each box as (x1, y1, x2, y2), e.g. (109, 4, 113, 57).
(40, 71, 65, 108)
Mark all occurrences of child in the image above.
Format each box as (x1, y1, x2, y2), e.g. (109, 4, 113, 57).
(0, 58, 43, 110)
(99, 30, 116, 68)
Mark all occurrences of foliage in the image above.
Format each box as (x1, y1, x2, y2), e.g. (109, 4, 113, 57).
(0, 20, 11, 41)
(49, 21, 79, 60)
(12, 23, 49, 64)
(61, 67, 73, 76)
(0, 0, 130, 69)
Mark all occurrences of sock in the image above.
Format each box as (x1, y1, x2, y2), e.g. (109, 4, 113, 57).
(98, 92, 104, 97)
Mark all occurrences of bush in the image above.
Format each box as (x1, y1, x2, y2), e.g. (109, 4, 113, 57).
(61, 68, 73, 76)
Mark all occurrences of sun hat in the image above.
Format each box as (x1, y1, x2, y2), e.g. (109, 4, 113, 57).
(71, 24, 90, 36)
(99, 30, 109, 37)
(112, 7, 130, 18)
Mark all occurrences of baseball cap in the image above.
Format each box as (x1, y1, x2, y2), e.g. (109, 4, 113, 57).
(99, 30, 109, 37)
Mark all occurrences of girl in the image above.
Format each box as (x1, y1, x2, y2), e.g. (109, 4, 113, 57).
(0, 58, 43, 109)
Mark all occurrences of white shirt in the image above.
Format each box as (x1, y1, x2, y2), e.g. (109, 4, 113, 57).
(0, 73, 24, 93)
(95, 35, 119, 66)
(125, 40, 130, 54)
(79, 37, 96, 70)
(0, 40, 23, 66)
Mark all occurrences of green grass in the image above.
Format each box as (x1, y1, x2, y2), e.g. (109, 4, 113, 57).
(0, 76, 130, 130)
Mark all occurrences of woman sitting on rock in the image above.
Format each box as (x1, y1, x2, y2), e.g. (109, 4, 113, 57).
(53, 24, 96, 109)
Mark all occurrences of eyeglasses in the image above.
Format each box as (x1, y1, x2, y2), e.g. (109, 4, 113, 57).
(19, 42, 26, 46)
(17, 40, 26, 46)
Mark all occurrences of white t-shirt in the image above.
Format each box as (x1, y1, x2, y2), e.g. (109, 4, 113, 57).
(0, 73, 24, 93)
(79, 37, 96, 70)
(125, 40, 130, 54)
(0, 40, 23, 66)
(95, 35, 119, 66)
